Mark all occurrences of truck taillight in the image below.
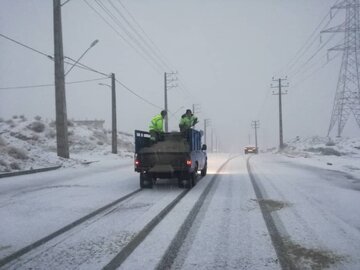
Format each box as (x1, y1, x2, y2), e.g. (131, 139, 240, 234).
(186, 160, 192, 166)
(135, 159, 140, 166)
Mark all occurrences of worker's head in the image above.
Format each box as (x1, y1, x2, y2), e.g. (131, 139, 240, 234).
(161, 110, 167, 118)
(186, 109, 192, 116)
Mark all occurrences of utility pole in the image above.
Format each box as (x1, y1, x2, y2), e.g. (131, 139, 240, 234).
(204, 119, 211, 145)
(251, 120, 260, 150)
(53, 0, 69, 158)
(271, 77, 289, 150)
(111, 73, 117, 154)
(192, 104, 201, 114)
(211, 128, 214, 153)
(164, 72, 178, 132)
(215, 135, 218, 152)
(322, 0, 360, 137)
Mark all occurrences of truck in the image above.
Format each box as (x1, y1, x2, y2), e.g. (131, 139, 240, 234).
(134, 129, 207, 189)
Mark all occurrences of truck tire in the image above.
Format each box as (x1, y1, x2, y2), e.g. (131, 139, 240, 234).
(140, 173, 153, 189)
(192, 164, 198, 186)
(184, 173, 193, 189)
(201, 162, 207, 177)
(178, 178, 184, 188)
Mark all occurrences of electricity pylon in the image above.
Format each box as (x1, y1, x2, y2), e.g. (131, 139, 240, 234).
(322, 0, 360, 137)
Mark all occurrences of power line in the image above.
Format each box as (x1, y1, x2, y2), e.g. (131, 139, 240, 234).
(115, 0, 175, 71)
(64, 56, 109, 77)
(115, 78, 162, 109)
(275, 0, 340, 76)
(96, 0, 166, 72)
(288, 31, 338, 78)
(0, 32, 109, 77)
(83, 0, 163, 74)
(0, 32, 53, 60)
(291, 52, 341, 90)
(0, 77, 109, 90)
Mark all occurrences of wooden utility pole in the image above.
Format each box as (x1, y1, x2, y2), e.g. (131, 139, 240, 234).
(53, 0, 69, 158)
(111, 73, 117, 154)
(271, 77, 289, 150)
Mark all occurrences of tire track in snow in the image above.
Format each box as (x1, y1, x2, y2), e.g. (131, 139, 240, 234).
(247, 156, 295, 270)
(155, 156, 237, 270)
(0, 189, 141, 268)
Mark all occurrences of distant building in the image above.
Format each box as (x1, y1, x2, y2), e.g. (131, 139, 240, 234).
(74, 120, 105, 129)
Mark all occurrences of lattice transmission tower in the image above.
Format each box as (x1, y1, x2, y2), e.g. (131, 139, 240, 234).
(322, 0, 360, 137)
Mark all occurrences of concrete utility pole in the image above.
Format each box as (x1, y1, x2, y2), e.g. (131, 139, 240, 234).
(251, 120, 260, 149)
(164, 72, 178, 132)
(271, 77, 289, 150)
(211, 128, 214, 153)
(53, 0, 69, 158)
(99, 76, 117, 154)
(111, 73, 117, 154)
(192, 104, 201, 115)
(204, 119, 211, 145)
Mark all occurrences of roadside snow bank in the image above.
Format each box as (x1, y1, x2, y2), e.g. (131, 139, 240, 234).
(0, 116, 134, 173)
(278, 136, 360, 179)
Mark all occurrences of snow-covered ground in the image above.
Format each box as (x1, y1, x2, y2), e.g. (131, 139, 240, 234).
(0, 116, 134, 173)
(276, 136, 360, 181)
(1, 129, 360, 269)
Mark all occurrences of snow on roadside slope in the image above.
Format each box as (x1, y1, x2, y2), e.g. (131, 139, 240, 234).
(0, 115, 134, 173)
(278, 136, 360, 180)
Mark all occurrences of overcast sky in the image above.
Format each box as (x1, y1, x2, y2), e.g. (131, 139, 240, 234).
(1, 0, 359, 151)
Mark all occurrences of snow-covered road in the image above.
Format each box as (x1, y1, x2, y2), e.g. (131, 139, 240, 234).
(1, 153, 359, 269)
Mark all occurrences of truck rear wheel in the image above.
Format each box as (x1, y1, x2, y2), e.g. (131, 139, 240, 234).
(140, 173, 153, 189)
(178, 178, 184, 188)
(184, 175, 193, 189)
(192, 164, 198, 186)
(201, 162, 207, 177)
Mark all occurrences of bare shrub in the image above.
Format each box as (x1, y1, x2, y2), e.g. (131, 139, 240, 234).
(97, 141, 104, 145)
(49, 121, 56, 128)
(305, 147, 341, 156)
(93, 130, 108, 144)
(10, 162, 20, 170)
(67, 120, 74, 127)
(0, 136, 6, 146)
(0, 118, 4, 123)
(5, 119, 14, 125)
(7, 147, 29, 160)
(46, 129, 56, 139)
(34, 115, 41, 121)
(0, 160, 9, 172)
(326, 141, 336, 146)
(28, 121, 45, 133)
(20, 115, 27, 121)
(12, 115, 18, 119)
(0, 159, 7, 167)
(11, 132, 31, 141)
(31, 134, 39, 141)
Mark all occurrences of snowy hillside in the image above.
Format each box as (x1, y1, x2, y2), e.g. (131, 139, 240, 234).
(0, 116, 134, 173)
(281, 135, 360, 179)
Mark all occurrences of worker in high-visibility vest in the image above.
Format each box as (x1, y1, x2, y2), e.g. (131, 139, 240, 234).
(149, 110, 167, 143)
(179, 109, 198, 132)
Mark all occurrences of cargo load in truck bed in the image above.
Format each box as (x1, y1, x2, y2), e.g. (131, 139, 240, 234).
(134, 129, 207, 189)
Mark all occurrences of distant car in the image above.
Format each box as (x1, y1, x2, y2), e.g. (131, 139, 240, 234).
(244, 146, 258, 154)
